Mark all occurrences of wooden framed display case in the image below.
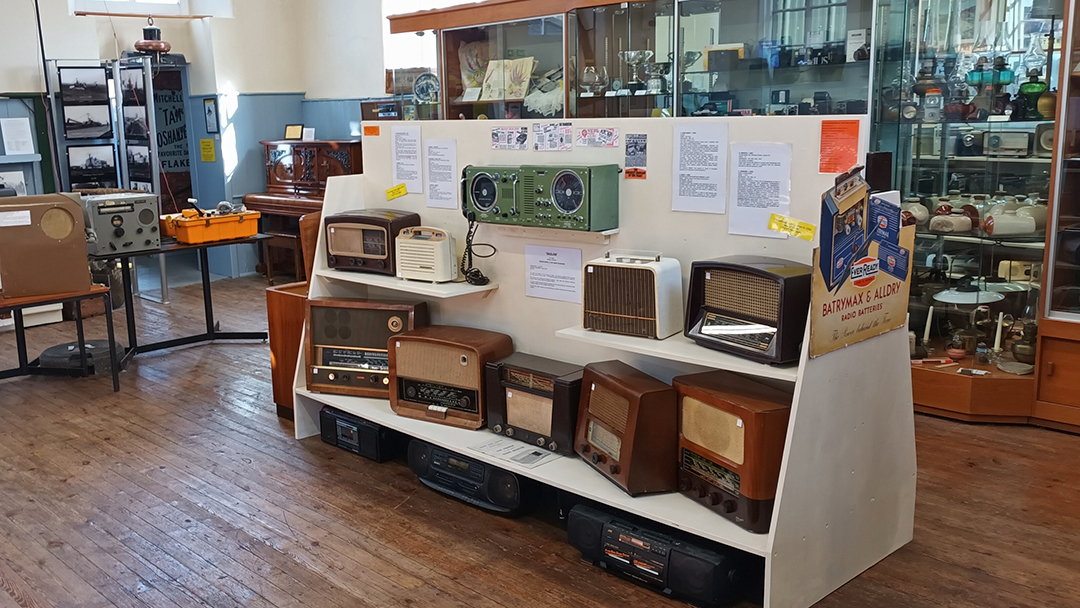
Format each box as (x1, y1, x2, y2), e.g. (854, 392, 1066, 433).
(870, 0, 1067, 424)
(676, 0, 874, 117)
(567, 1, 676, 118)
(1036, 0, 1080, 432)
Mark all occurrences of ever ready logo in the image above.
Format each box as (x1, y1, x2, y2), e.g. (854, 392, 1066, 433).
(850, 256, 879, 288)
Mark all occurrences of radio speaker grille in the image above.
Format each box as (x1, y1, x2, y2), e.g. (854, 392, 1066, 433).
(397, 242, 436, 275)
(588, 383, 629, 434)
(522, 174, 536, 215)
(395, 341, 479, 389)
(681, 395, 744, 465)
(506, 389, 553, 436)
(704, 269, 780, 324)
(583, 265, 657, 338)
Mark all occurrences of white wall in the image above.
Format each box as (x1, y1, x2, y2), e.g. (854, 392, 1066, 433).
(302, 0, 386, 99)
(207, 0, 304, 94)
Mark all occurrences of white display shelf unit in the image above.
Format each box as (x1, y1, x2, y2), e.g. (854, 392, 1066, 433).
(295, 387, 769, 556)
(294, 115, 915, 608)
(314, 268, 499, 299)
(555, 325, 799, 383)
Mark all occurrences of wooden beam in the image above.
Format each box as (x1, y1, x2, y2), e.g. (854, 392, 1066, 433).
(74, 11, 211, 19)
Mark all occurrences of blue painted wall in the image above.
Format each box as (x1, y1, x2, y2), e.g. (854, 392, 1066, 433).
(301, 98, 364, 141)
(192, 92, 305, 277)
(0, 98, 44, 195)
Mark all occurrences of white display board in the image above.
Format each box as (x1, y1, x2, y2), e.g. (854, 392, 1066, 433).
(292, 116, 914, 608)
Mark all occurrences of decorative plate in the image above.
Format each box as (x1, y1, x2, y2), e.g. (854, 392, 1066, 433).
(413, 73, 440, 104)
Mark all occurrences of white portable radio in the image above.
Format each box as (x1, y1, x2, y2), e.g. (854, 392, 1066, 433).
(582, 250, 684, 340)
(395, 226, 457, 283)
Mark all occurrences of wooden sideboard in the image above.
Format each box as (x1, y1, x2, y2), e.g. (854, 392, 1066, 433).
(243, 140, 362, 281)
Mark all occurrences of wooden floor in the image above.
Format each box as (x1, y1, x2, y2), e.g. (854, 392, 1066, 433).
(1, 275, 1078, 608)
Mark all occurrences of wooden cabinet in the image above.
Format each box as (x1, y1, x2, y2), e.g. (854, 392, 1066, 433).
(1037, 337, 1080, 408)
(262, 140, 363, 200)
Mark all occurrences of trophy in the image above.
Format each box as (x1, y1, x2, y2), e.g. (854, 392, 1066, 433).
(682, 51, 704, 70)
(579, 65, 610, 95)
(619, 50, 654, 91)
(645, 62, 671, 94)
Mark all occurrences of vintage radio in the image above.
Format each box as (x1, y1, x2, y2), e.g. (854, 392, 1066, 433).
(673, 371, 793, 533)
(324, 209, 421, 275)
(583, 251, 683, 340)
(575, 361, 678, 496)
(517, 165, 619, 231)
(462, 165, 520, 223)
(568, 504, 745, 606)
(0, 193, 91, 299)
(82, 192, 160, 255)
(485, 353, 583, 455)
(686, 256, 811, 365)
(984, 131, 1031, 156)
(389, 325, 514, 429)
(306, 297, 429, 398)
(1036, 122, 1055, 157)
(462, 164, 620, 232)
(408, 439, 528, 514)
(319, 406, 404, 462)
(395, 226, 457, 283)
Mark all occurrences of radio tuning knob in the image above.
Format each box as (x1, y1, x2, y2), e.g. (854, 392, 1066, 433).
(536, 437, 545, 447)
(492, 206, 500, 214)
(114, 228, 125, 237)
(608, 464, 619, 475)
(137, 227, 144, 234)
(721, 500, 737, 514)
(535, 187, 543, 194)
(706, 492, 720, 506)
(697, 486, 707, 498)
(492, 425, 503, 434)
(590, 452, 602, 464)
(492, 173, 501, 180)
(327, 373, 336, 381)
(548, 442, 557, 451)
(504, 427, 514, 437)
(579, 443, 590, 453)
(678, 477, 691, 491)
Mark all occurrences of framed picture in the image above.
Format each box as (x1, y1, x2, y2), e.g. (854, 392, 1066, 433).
(120, 68, 146, 106)
(62, 104, 113, 140)
(66, 144, 118, 190)
(204, 98, 219, 134)
(123, 106, 148, 140)
(59, 67, 110, 105)
(126, 144, 152, 181)
(283, 124, 304, 140)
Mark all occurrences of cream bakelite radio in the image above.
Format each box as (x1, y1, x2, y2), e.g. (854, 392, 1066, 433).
(396, 226, 457, 283)
(582, 251, 683, 340)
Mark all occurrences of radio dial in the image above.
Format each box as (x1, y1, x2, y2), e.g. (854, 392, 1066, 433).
(504, 427, 514, 437)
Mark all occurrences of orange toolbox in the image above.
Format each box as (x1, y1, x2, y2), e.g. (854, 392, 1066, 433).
(161, 208, 261, 244)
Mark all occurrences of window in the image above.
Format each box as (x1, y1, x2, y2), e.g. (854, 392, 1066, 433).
(772, 0, 847, 49)
(72, 0, 188, 17)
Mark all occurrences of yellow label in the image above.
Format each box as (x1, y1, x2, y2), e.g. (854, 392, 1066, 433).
(385, 183, 408, 200)
(769, 213, 816, 241)
(199, 139, 216, 162)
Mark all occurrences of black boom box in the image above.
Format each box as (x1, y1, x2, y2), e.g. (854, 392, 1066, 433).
(685, 256, 811, 365)
(567, 505, 744, 606)
(407, 439, 526, 514)
(319, 406, 403, 462)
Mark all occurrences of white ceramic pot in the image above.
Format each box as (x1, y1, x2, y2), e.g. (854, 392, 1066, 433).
(929, 213, 972, 233)
(984, 209, 1036, 236)
(901, 202, 930, 225)
(931, 197, 953, 214)
(1016, 204, 1048, 230)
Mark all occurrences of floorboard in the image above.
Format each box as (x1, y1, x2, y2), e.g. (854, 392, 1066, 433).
(2, 275, 1079, 607)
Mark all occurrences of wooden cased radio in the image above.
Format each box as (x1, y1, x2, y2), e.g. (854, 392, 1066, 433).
(583, 251, 683, 339)
(0, 193, 91, 299)
(574, 361, 678, 496)
(396, 226, 457, 283)
(685, 256, 811, 364)
(324, 209, 421, 275)
(485, 353, 584, 455)
(306, 297, 429, 398)
(673, 371, 792, 533)
(389, 325, 514, 430)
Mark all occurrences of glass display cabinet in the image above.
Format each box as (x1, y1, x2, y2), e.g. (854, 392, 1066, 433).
(568, 1, 676, 118)
(676, 0, 873, 117)
(441, 16, 566, 120)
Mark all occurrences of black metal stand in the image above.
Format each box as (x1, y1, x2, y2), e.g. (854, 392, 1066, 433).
(0, 290, 120, 392)
(109, 236, 270, 368)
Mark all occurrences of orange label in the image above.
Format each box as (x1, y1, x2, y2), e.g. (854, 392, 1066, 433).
(819, 120, 860, 174)
(363, 125, 381, 136)
(625, 168, 647, 180)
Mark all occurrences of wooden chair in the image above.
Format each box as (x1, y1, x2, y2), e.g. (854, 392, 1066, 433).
(266, 211, 321, 419)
